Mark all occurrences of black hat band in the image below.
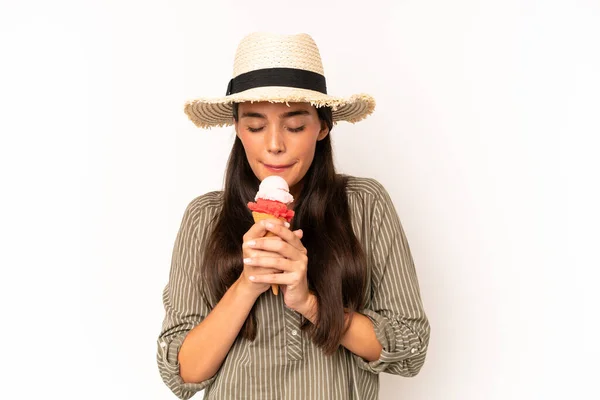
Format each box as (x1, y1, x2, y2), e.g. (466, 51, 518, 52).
(226, 67, 327, 96)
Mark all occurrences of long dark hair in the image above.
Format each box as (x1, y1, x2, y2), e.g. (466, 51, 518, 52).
(200, 104, 366, 355)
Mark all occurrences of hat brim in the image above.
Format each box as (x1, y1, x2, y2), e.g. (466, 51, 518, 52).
(183, 87, 375, 129)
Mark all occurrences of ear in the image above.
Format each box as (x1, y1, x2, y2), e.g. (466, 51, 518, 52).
(317, 120, 329, 141)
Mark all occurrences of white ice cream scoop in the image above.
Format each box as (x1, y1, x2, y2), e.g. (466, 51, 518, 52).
(255, 176, 294, 204)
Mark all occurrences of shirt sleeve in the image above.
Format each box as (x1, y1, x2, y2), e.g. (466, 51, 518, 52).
(353, 180, 431, 377)
(156, 198, 216, 399)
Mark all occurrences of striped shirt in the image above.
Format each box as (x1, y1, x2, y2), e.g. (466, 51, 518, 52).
(157, 176, 430, 399)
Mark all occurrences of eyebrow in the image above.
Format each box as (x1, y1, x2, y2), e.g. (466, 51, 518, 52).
(240, 110, 310, 119)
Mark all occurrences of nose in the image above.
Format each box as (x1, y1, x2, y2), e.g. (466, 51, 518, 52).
(265, 126, 285, 155)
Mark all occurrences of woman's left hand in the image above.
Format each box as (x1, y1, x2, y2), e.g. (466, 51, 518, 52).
(242, 221, 313, 315)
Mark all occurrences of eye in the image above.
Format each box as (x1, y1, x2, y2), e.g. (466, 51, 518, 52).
(247, 126, 264, 133)
(287, 126, 305, 133)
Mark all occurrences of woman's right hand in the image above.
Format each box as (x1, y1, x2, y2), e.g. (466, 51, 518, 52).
(237, 218, 290, 298)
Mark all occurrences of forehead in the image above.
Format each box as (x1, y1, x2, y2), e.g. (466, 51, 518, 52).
(237, 101, 315, 115)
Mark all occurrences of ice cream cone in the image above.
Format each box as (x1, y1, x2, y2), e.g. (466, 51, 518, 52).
(248, 176, 295, 296)
(252, 211, 286, 295)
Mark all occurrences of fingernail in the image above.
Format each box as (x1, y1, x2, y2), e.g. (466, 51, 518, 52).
(246, 240, 256, 247)
(249, 276, 255, 281)
(243, 258, 252, 264)
(284, 222, 290, 228)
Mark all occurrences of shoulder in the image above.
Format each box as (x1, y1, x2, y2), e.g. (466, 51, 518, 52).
(343, 175, 398, 220)
(182, 190, 223, 222)
(343, 175, 390, 201)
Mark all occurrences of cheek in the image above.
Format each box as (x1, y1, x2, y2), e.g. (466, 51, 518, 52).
(301, 143, 317, 160)
(238, 134, 260, 158)
(291, 142, 318, 172)
(294, 134, 319, 159)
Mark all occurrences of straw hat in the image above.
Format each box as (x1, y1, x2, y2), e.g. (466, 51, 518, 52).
(184, 32, 376, 129)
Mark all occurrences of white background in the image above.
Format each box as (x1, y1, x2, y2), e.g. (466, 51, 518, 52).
(1, 0, 599, 399)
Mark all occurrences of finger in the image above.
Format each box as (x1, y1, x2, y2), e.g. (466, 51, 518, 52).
(263, 223, 306, 254)
(246, 236, 305, 261)
(243, 255, 295, 272)
(242, 236, 283, 253)
(243, 218, 290, 242)
(245, 265, 281, 275)
(242, 248, 282, 259)
(243, 236, 285, 257)
(249, 271, 298, 285)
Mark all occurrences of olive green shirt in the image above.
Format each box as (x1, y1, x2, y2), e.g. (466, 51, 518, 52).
(157, 176, 430, 399)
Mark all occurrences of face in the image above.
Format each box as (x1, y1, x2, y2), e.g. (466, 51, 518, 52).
(234, 101, 329, 199)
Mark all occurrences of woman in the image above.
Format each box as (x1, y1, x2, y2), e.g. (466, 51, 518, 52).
(157, 32, 430, 400)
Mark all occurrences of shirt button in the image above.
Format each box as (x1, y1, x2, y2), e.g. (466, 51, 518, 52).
(411, 348, 417, 354)
(291, 330, 298, 336)
(160, 341, 167, 348)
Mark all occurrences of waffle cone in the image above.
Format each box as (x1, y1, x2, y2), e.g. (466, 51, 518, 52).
(252, 211, 289, 295)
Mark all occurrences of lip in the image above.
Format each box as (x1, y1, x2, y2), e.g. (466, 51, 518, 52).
(263, 162, 294, 172)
